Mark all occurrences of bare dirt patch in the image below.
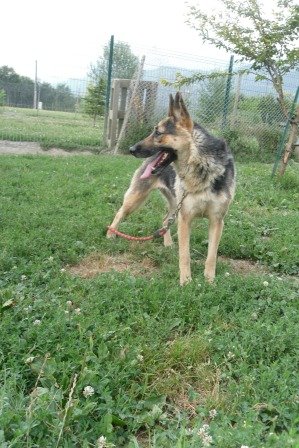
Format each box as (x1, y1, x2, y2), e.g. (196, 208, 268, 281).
(67, 252, 270, 280)
(219, 256, 268, 275)
(0, 140, 94, 156)
(67, 253, 158, 278)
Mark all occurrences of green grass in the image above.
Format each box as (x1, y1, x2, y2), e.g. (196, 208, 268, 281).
(0, 107, 104, 150)
(0, 155, 298, 447)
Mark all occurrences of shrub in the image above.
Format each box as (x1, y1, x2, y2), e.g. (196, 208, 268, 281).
(255, 124, 281, 154)
(258, 94, 291, 125)
(118, 121, 153, 153)
(222, 127, 260, 161)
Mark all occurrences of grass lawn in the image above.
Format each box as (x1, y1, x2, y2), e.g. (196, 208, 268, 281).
(0, 107, 104, 151)
(0, 155, 298, 447)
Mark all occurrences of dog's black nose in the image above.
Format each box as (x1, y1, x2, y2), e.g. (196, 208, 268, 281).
(129, 145, 136, 154)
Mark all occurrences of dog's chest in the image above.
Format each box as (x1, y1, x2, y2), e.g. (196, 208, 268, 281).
(182, 190, 211, 217)
(176, 184, 229, 219)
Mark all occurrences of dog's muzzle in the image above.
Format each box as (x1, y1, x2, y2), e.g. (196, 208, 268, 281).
(129, 144, 142, 157)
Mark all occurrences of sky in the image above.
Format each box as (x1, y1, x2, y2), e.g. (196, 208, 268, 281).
(1, 0, 230, 83)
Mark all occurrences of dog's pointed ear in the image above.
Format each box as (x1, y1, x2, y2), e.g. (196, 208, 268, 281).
(172, 91, 193, 131)
(168, 94, 175, 117)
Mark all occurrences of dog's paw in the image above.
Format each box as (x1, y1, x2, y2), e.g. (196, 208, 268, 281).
(180, 275, 192, 286)
(106, 229, 116, 239)
(204, 270, 215, 283)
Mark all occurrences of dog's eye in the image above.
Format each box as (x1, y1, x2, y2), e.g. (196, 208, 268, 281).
(154, 128, 163, 137)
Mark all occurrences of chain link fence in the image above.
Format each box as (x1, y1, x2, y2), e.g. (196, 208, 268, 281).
(0, 76, 104, 151)
(0, 47, 298, 158)
(115, 49, 299, 161)
(0, 76, 88, 111)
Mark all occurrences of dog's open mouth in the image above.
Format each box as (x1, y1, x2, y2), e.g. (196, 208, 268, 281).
(140, 150, 175, 179)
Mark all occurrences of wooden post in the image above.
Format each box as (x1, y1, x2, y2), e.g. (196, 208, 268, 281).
(279, 106, 299, 176)
(113, 56, 145, 155)
(107, 79, 130, 150)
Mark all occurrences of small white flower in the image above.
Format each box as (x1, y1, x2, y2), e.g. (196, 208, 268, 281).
(137, 354, 144, 362)
(202, 435, 213, 446)
(48, 256, 54, 262)
(241, 445, 250, 448)
(21, 275, 27, 281)
(60, 268, 66, 273)
(33, 319, 41, 326)
(66, 300, 73, 307)
(97, 435, 107, 447)
(74, 308, 81, 315)
(225, 272, 230, 277)
(209, 409, 217, 419)
(198, 424, 213, 446)
(198, 424, 210, 437)
(251, 312, 258, 320)
(25, 356, 35, 364)
(65, 310, 69, 314)
(263, 281, 269, 287)
(227, 351, 235, 359)
(83, 385, 95, 398)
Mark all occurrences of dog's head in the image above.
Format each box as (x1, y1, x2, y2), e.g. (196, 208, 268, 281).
(130, 92, 193, 179)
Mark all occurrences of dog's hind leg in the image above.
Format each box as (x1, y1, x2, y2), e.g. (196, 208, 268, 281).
(107, 183, 153, 238)
(204, 218, 224, 282)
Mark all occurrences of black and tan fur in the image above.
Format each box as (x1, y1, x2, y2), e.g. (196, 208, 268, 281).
(107, 92, 235, 285)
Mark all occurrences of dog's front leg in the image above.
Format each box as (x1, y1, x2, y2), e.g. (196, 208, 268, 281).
(107, 187, 149, 238)
(204, 218, 224, 282)
(178, 212, 192, 285)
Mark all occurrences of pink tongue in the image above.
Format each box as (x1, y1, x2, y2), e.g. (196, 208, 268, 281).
(140, 162, 155, 179)
(140, 153, 164, 179)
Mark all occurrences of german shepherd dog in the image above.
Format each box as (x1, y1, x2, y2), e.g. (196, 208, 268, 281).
(107, 92, 235, 285)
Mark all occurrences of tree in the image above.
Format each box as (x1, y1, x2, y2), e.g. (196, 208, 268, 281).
(0, 66, 19, 85)
(187, 0, 299, 118)
(53, 84, 76, 111)
(0, 66, 78, 110)
(0, 66, 34, 106)
(89, 41, 139, 82)
(84, 78, 106, 125)
(39, 82, 56, 109)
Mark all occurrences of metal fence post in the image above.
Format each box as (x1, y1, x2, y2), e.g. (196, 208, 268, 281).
(103, 35, 114, 145)
(271, 85, 299, 177)
(221, 55, 234, 131)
